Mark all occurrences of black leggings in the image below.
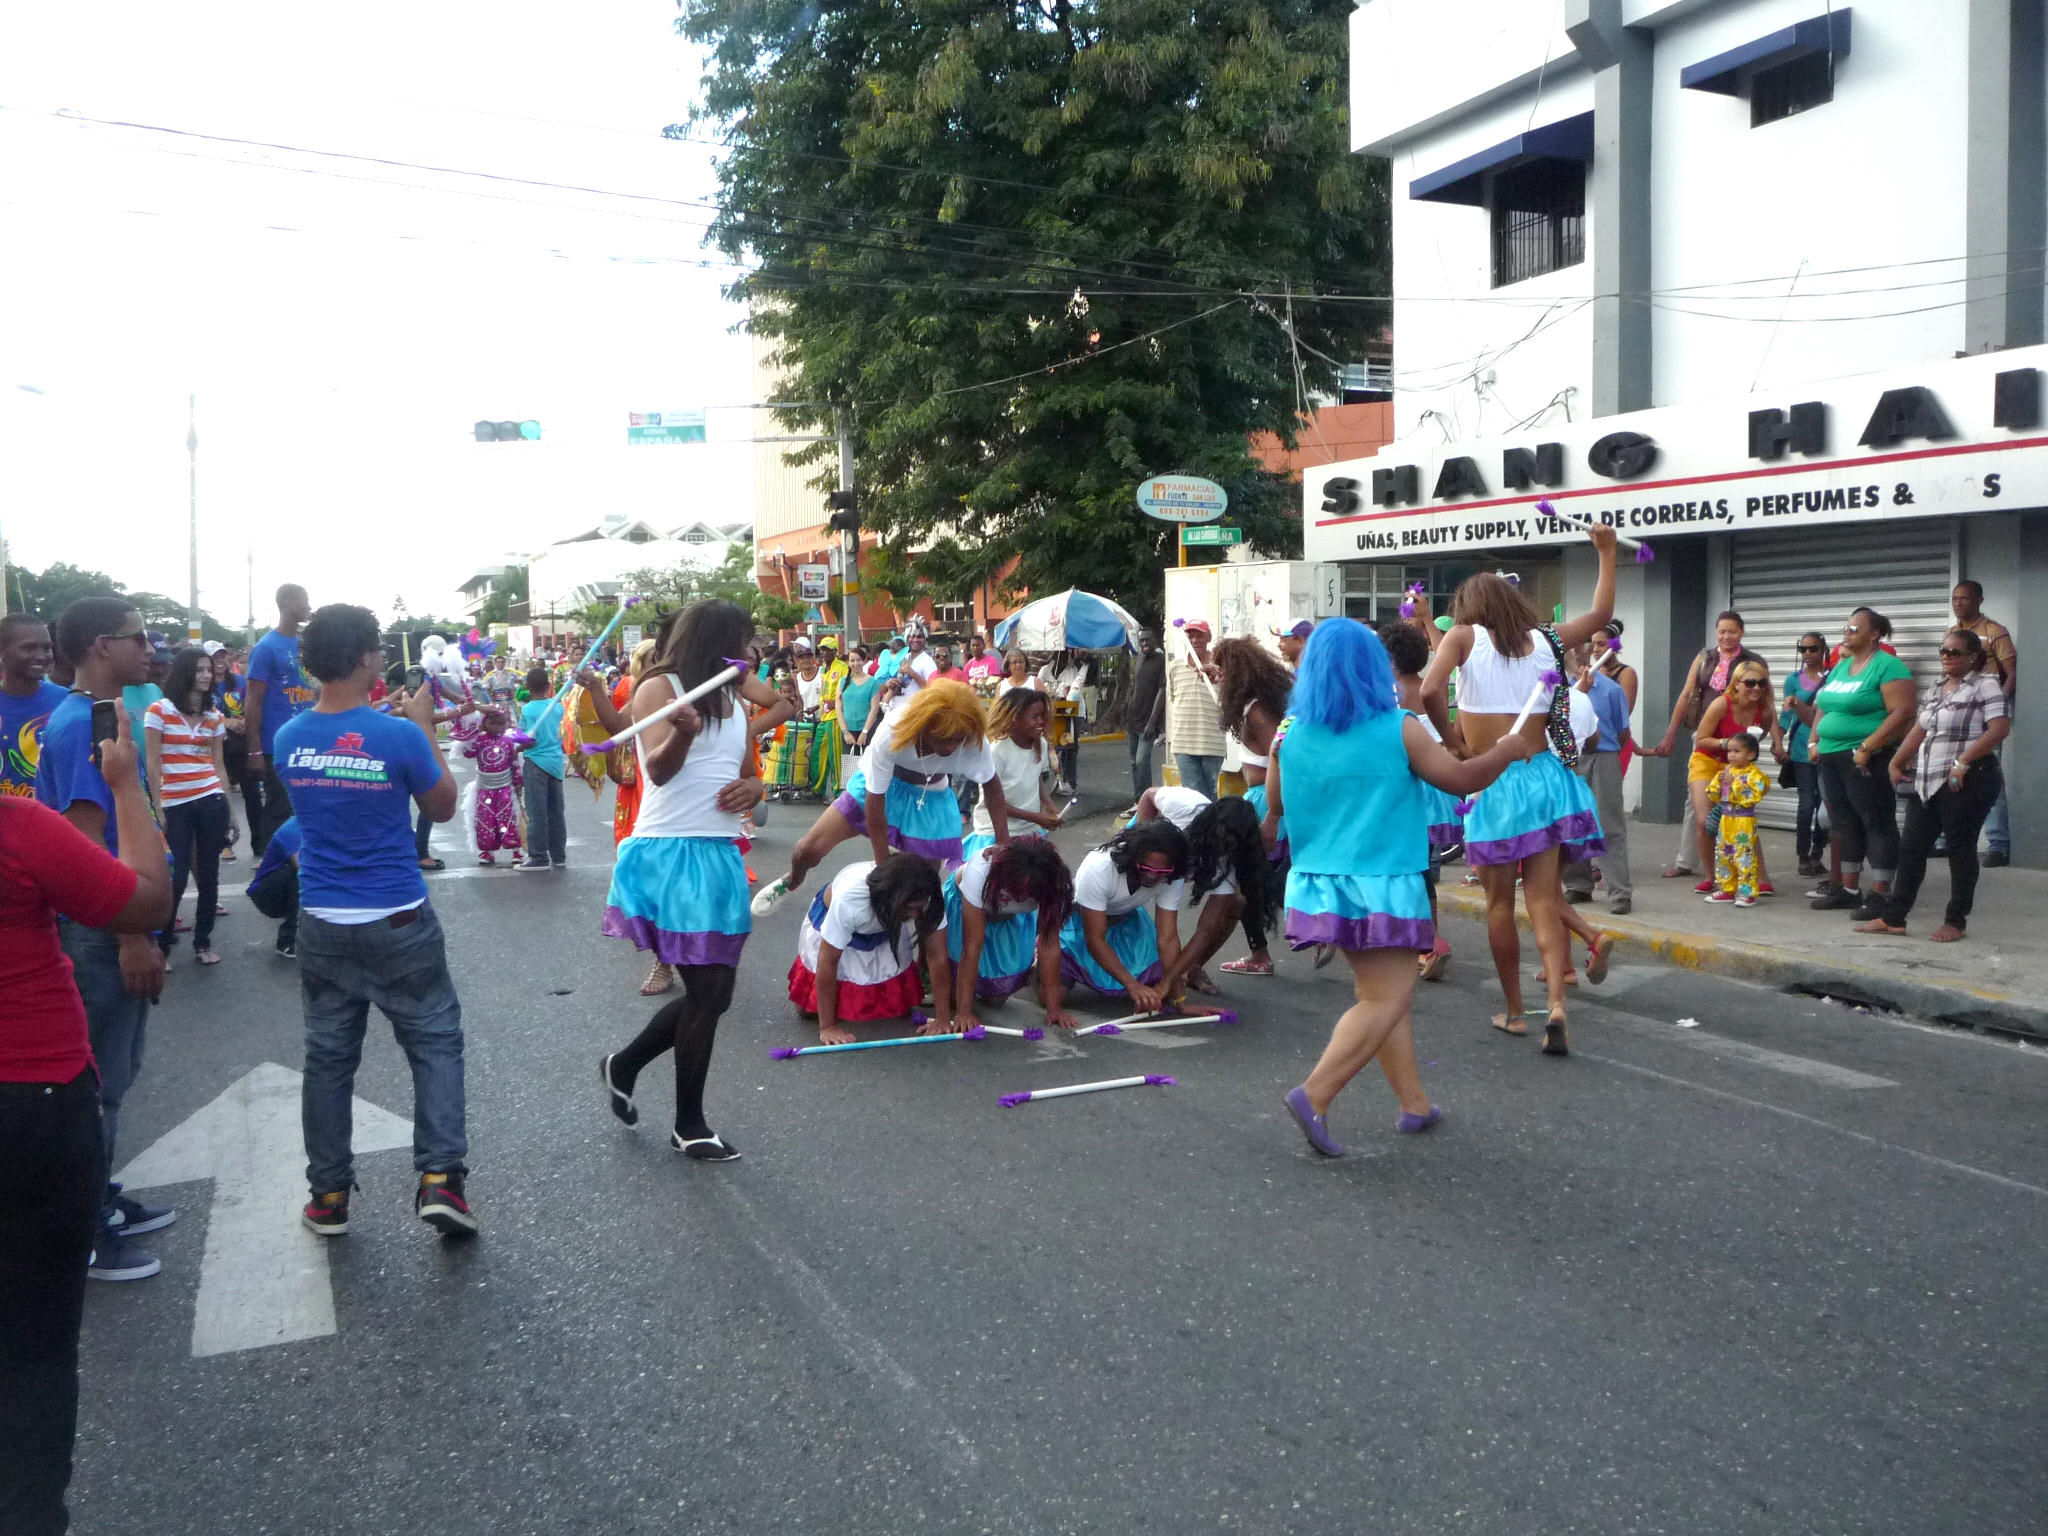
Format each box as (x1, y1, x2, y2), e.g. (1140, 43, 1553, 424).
(1816, 747, 1899, 878)
(1239, 854, 1288, 953)
(611, 964, 738, 1137)
(163, 793, 230, 951)
(1882, 759, 2001, 929)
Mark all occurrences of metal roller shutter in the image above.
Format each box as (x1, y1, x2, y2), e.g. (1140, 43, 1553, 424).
(1727, 519, 1956, 830)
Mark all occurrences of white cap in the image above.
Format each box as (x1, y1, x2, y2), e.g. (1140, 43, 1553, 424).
(201, 640, 227, 655)
(791, 638, 814, 654)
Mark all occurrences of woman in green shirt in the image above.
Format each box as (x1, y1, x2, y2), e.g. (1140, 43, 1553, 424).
(1810, 608, 1917, 917)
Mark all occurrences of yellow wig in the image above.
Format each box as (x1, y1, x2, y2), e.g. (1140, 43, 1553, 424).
(890, 679, 989, 753)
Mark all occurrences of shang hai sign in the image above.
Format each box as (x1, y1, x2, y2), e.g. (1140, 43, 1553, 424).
(1303, 345, 2048, 558)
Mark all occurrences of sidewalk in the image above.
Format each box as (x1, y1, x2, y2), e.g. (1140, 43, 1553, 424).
(1438, 823, 2048, 1041)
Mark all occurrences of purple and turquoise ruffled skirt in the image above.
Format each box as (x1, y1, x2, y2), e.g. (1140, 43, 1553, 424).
(834, 770, 965, 869)
(1283, 871, 1433, 953)
(602, 835, 750, 966)
(1461, 752, 1604, 867)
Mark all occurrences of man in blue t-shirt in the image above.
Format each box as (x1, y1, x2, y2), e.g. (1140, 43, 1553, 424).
(516, 665, 568, 870)
(1, 613, 68, 800)
(36, 596, 172, 1282)
(278, 603, 477, 1240)
(243, 583, 314, 856)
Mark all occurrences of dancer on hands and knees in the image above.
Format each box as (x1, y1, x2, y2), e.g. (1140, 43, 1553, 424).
(1128, 790, 1269, 1002)
(946, 837, 1077, 1032)
(1054, 819, 1190, 1015)
(1420, 524, 1616, 1056)
(1271, 620, 1533, 1156)
(788, 853, 953, 1045)
(752, 680, 1008, 915)
(1208, 637, 1292, 977)
(598, 601, 789, 1162)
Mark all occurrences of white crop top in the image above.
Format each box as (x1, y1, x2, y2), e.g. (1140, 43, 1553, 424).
(628, 677, 746, 841)
(1456, 627, 1555, 714)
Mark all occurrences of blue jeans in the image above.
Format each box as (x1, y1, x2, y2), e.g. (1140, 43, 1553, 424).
(1983, 773, 2010, 854)
(1791, 760, 1823, 863)
(299, 905, 467, 1191)
(57, 923, 150, 1209)
(1128, 731, 1157, 800)
(523, 770, 567, 863)
(1175, 753, 1223, 799)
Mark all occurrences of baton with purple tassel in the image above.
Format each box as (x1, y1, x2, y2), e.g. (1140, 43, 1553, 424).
(1067, 1008, 1236, 1039)
(913, 1011, 1042, 1041)
(998, 1075, 1176, 1108)
(579, 659, 752, 754)
(1535, 498, 1655, 563)
(771, 1025, 987, 1059)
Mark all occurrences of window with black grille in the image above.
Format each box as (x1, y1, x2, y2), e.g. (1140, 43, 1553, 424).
(1489, 159, 1585, 288)
(1750, 50, 1835, 126)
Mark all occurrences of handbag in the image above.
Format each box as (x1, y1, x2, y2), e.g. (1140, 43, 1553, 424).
(1778, 759, 1797, 789)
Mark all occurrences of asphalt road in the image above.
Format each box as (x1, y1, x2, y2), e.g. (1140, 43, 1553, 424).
(73, 760, 2048, 1535)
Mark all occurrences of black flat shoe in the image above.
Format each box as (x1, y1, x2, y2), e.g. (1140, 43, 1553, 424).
(599, 1055, 639, 1126)
(672, 1130, 741, 1162)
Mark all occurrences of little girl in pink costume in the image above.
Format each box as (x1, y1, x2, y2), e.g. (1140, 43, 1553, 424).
(465, 708, 528, 864)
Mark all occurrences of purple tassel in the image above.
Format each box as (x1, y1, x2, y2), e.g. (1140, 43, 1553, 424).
(1143, 1075, 1177, 1087)
(963, 1025, 987, 1041)
(1535, 499, 1557, 518)
(910, 1010, 929, 1027)
(623, 595, 643, 610)
(998, 1092, 1032, 1108)
(1607, 636, 1624, 655)
(769, 1047, 802, 1060)
(1636, 544, 1657, 564)
(1216, 1009, 1240, 1024)
(1399, 600, 1416, 618)
(1453, 798, 1476, 816)
(1539, 669, 1563, 688)
(1023, 1026, 1045, 1041)
(1095, 1023, 1123, 1035)
(723, 656, 752, 669)
(1172, 618, 1186, 628)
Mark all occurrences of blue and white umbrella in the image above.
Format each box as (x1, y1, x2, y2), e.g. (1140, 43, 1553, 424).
(993, 588, 1143, 652)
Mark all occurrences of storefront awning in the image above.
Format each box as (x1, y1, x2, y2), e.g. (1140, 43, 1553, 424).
(1679, 9, 1852, 96)
(1408, 112, 1595, 206)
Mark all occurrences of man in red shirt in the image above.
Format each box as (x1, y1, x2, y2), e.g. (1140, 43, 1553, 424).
(0, 729, 170, 1532)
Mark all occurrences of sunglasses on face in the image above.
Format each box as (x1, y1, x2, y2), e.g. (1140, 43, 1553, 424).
(1797, 643, 1822, 652)
(1737, 679, 1765, 689)
(1136, 865, 1174, 883)
(102, 628, 150, 648)
(1939, 648, 1968, 658)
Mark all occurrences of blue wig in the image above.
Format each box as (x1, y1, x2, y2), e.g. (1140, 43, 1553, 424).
(1289, 618, 1397, 733)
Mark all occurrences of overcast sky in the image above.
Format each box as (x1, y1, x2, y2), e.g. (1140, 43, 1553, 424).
(1, 0, 759, 627)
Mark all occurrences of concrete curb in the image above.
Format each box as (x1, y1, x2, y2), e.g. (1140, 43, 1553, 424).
(1436, 882, 2048, 1043)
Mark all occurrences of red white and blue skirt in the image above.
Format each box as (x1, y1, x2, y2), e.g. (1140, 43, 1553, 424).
(788, 892, 924, 1021)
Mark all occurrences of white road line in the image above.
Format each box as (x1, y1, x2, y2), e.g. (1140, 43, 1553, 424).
(712, 1182, 980, 1467)
(1581, 1051, 2048, 1199)
(1664, 1031, 1896, 1089)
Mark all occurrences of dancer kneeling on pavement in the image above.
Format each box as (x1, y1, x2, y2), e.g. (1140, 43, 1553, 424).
(789, 854, 953, 1044)
(1129, 787, 1268, 1000)
(1420, 523, 1617, 1056)
(753, 680, 1008, 915)
(1055, 819, 1190, 1013)
(946, 837, 1078, 1031)
(599, 600, 788, 1161)
(1272, 619, 1534, 1157)
(285, 604, 478, 1239)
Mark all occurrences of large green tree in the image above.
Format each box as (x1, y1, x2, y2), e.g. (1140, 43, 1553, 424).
(676, 0, 1385, 621)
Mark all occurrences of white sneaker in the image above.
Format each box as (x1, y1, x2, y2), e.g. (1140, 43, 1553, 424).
(750, 876, 794, 917)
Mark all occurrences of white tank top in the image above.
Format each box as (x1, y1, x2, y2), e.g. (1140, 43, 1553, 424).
(1456, 627, 1554, 714)
(628, 675, 746, 840)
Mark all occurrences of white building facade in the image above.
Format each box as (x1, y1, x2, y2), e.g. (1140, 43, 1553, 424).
(1311, 0, 2048, 853)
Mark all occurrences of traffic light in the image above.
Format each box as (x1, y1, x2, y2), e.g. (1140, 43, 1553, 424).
(474, 421, 542, 442)
(825, 488, 861, 533)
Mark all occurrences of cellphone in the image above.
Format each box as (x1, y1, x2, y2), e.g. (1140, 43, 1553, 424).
(405, 665, 427, 690)
(90, 698, 121, 770)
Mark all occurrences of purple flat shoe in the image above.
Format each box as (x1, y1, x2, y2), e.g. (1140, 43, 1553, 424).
(1284, 1085, 1345, 1157)
(1395, 1104, 1443, 1134)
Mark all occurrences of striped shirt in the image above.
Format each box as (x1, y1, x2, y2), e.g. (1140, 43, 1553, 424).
(143, 701, 226, 806)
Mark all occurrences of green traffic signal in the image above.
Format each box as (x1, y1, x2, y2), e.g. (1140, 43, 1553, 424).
(473, 420, 542, 442)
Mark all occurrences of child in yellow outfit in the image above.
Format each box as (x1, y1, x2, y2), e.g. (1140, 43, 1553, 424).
(1708, 729, 1771, 908)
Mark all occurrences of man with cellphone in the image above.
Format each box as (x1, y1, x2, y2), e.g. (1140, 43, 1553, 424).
(243, 583, 314, 856)
(279, 605, 477, 1238)
(36, 597, 174, 1282)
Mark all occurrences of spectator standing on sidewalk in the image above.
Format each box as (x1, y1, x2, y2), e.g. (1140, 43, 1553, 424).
(1564, 642, 1636, 914)
(1780, 633, 1829, 878)
(1855, 628, 2009, 941)
(0, 731, 170, 1535)
(518, 664, 569, 870)
(1810, 607, 1917, 919)
(1, 613, 66, 799)
(281, 604, 477, 1239)
(1687, 660, 1785, 895)
(1277, 617, 1314, 669)
(1124, 629, 1166, 803)
(1652, 612, 1762, 877)
(145, 648, 232, 967)
(35, 597, 173, 1284)
(1166, 619, 1225, 798)
(244, 583, 315, 855)
(1950, 581, 2017, 865)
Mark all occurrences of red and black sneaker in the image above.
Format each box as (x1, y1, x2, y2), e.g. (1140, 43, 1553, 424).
(302, 1188, 352, 1236)
(415, 1172, 478, 1237)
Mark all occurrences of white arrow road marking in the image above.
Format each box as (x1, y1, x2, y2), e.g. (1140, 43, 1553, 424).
(115, 1062, 412, 1358)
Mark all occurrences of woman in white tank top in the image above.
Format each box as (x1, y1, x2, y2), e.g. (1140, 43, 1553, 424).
(599, 601, 793, 1163)
(1419, 525, 1617, 1055)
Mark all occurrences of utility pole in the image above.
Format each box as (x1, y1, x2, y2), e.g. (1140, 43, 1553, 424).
(245, 547, 255, 649)
(834, 406, 861, 647)
(186, 394, 202, 642)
